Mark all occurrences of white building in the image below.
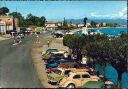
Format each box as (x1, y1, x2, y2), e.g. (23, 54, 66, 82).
(0, 21, 6, 34)
(45, 21, 62, 30)
(103, 22, 106, 26)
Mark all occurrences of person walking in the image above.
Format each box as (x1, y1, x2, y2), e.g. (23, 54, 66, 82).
(12, 32, 18, 45)
(47, 40, 50, 47)
(35, 33, 40, 43)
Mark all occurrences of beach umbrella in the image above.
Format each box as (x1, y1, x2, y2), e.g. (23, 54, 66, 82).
(121, 72, 128, 89)
(105, 64, 118, 85)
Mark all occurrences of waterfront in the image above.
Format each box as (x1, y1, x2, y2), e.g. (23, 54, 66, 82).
(98, 27, 127, 36)
(76, 27, 127, 36)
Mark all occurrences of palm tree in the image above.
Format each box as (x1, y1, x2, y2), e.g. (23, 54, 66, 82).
(83, 17, 88, 27)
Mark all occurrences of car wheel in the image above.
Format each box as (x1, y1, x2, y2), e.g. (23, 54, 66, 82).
(66, 84, 75, 88)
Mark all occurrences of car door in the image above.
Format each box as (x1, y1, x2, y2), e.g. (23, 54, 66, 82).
(81, 74, 91, 86)
(72, 74, 82, 87)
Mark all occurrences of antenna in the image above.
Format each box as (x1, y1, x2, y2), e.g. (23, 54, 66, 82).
(4, 1, 6, 7)
(16, 7, 17, 13)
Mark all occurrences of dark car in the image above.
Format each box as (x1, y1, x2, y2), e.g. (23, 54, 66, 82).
(20, 27, 27, 35)
(53, 31, 64, 38)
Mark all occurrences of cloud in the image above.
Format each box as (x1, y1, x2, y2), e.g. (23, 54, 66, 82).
(90, 13, 110, 18)
(90, 7, 127, 19)
(118, 7, 127, 17)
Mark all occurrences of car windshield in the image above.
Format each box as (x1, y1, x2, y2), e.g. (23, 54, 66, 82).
(88, 71, 97, 75)
(47, 49, 57, 52)
(54, 70, 62, 75)
(64, 70, 71, 76)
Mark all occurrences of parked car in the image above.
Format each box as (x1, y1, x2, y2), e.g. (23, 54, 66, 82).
(46, 63, 59, 69)
(53, 31, 64, 38)
(42, 48, 58, 57)
(58, 62, 94, 73)
(59, 71, 100, 88)
(42, 48, 58, 59)
(46, 58, 70, 69)
(52, 49, 66, 54)
(47, 68, 73, 85)
(19, 27, 27, 36)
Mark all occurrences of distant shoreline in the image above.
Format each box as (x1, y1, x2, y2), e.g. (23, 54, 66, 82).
(88, 27, 127, 29)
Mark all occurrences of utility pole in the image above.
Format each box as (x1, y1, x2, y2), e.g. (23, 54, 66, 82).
(12, 16, 16, 31)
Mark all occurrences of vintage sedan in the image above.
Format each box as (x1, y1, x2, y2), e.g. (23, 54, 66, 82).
(59, 71, 100, 88)
(47, 68, 73, 85)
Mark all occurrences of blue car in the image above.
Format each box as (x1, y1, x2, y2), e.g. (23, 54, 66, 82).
(57, 59, 69, 64)
(46, 63, 59, 69)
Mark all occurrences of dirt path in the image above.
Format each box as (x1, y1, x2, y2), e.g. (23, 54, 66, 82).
(31, 34, 69, 88)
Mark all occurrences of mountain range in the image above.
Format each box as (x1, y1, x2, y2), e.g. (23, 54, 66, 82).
(67, 18, 127, 25)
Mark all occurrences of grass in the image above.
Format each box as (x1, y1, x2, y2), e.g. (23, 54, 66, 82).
(81, 81, 104, 88)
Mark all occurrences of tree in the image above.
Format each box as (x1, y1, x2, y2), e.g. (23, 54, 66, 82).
(83, 17, 88, 26)
(26, 13, 35, 25)
(0, 7, 9, 15)
(9, 12, 22, 18)
(63, 34, 128, 80)
(26, 13, 46, 27)
(40, 16, 46, 27)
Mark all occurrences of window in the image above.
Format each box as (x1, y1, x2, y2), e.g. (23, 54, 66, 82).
(82, 74, 90, 78)
(54, 70, 62, 75)
(73, 75, 80, 79)
(64, 70, 71, 75)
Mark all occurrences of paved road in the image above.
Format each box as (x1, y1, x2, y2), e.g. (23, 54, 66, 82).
(0, 35, 42, 88)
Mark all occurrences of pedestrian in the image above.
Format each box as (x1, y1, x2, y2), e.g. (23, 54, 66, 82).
(64, 51, 68, 59)
(13, 32, 17, 44)
(47, 40, 50, 47)
(36, 33, 40, 43)
(77, 48, 82, 63)
(81, 56, 87, 67)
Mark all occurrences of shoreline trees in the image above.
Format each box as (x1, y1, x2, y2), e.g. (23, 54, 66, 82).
(63, 33, 128, 81)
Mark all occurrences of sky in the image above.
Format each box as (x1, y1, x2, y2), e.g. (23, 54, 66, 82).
(0, 1, 127, 21)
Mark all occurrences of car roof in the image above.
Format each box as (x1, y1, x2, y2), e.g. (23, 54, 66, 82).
(70, 70, 90, 75)
(52, 51, 64, 54)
